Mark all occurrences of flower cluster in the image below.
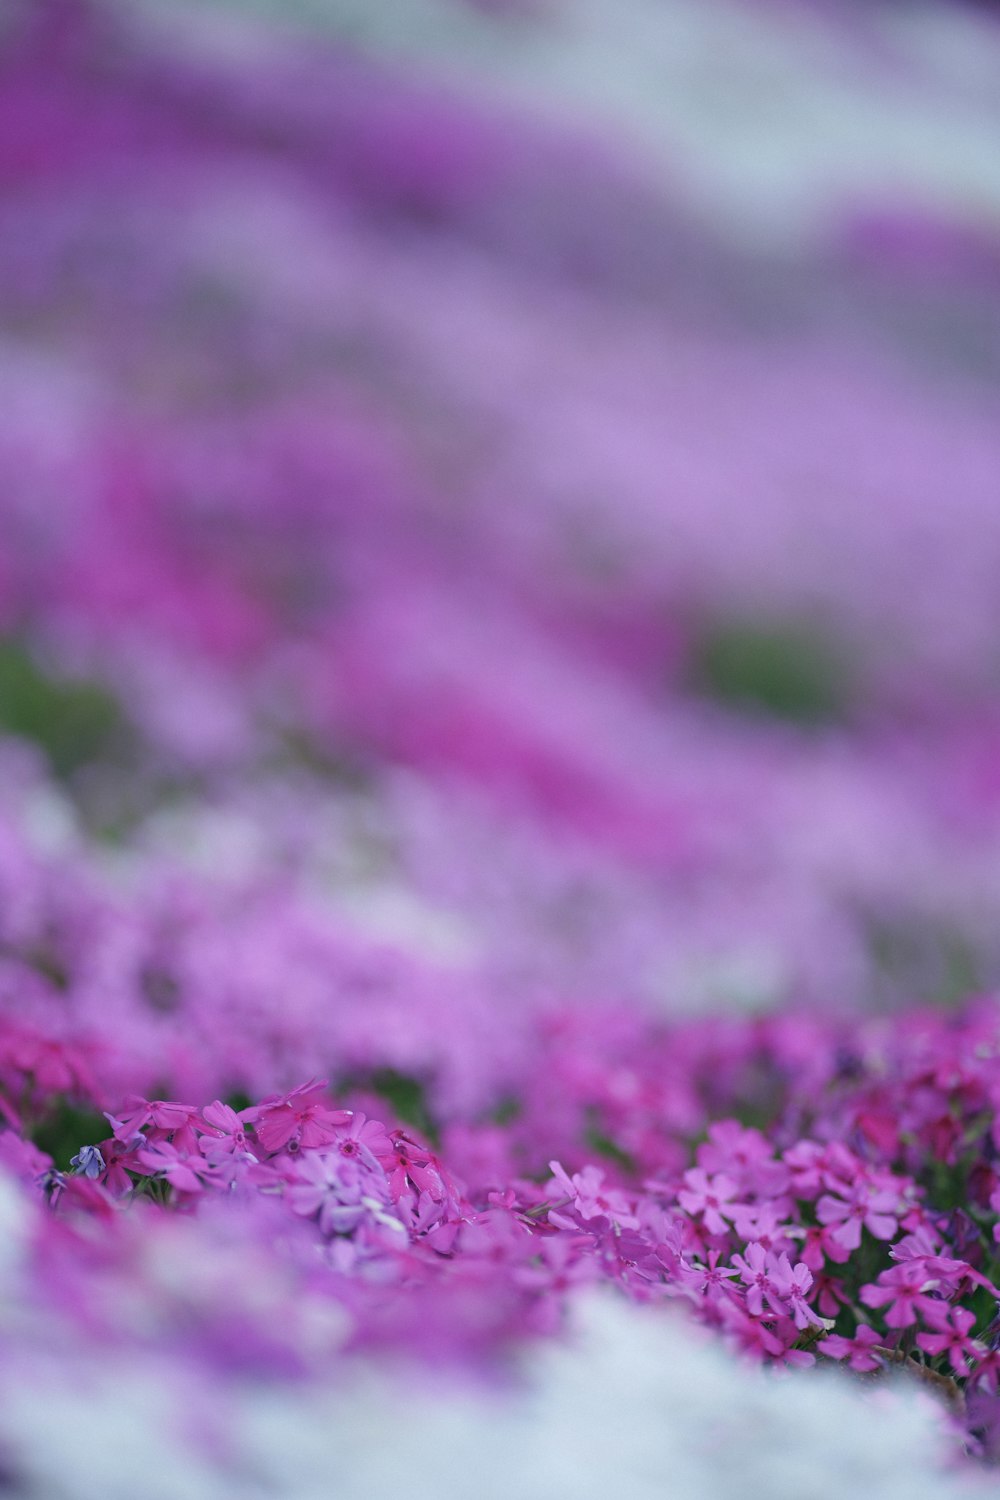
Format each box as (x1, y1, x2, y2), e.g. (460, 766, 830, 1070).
(6, 997, 1000, 1460)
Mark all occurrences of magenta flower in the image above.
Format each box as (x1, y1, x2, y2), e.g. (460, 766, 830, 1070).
(916, 1304, 982, 1375)
(110, 1098, 202, 1154)
(287, 1151, 401, 1240)
(381, 1130, 454, 1205)
(548, 1162, 639, 1230)
(810, 1271, 852, 1320)
(677, 1168, 742, 1237)
(199, 1100, 256, 1156)
(698, 1121, 788, 1195)
(769, 1253, 820, 1330)
(329, 1113, 392, 1174)
(514, 1236, 598, 1295)
(136, 1141, 213, 1195)
(731, 1242, 787, 1319)
(396, 1188, 454, 1238)
(783, 1140, 858, 1199)
(96, 1138, 140, 1199)
(250, 1081, 350, 1154)
(819, 1325, 885, 1372)
(728, 1201, 795, 1255)
(718, 1300, 785, 1359)
(891, 1222, 943, 1261)
(8, 1031, 92, 1099)
(859, 1263, 942, 1327)
(816, 1181, 900, 1253)
(679, 1248, 741, 1301)
(970, 1346, 1000, 1393)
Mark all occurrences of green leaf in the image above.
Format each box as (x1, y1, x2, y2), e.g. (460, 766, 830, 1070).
(30, 1100, 109, 1170)
(583, 1113, 636, 1174)
(688, 618, 848, 724)
(223, 1090, 254, 1115)
(340, 1067, 438, 1142)
(0, 639, 128, 778)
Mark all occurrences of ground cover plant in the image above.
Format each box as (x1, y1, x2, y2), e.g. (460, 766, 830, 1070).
(3, 0, 1000, 1494)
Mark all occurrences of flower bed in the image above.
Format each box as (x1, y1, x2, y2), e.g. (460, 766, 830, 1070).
(2, 1, 1000, 1494)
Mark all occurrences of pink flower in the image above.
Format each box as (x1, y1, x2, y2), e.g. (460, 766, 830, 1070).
(287, 1151, 401, 1240)
(677, 1168, 742, 1236)
(396, 1188, 454, 1239)
(136, 1141, 213, 1195)
(810, 1271, 852, 1320)
(970, 1346, 1000, 1393)
(380, 1130, 454, 1205)
(199, 1099, 256, 1156)
(95, 1138, 139, 1199)
(916, 1304, 982, 1375)
(816, 1180, 900, 1253)
(514, 1236, 598, 1295)
(718, 1300, 785, 1359)
(859, 1263, 941, 1327)
(819, 1325, 884, 1372)
(8, 1031, 94, 1100)
(330, 1113, 392, 1173)
(891, 1222, 943, 1261)
(731, 1242, 787, 1319)
(250, 1081, 350, 1155)
(109, 1098, 202, 1154)
(728, 1201, 795, 1255)
(548, 1162, 638, 1230)
(783, 1140, 858, 1199)
(698, 1121, 788, 1195)
(679, 1248, 741, 1301)
(769, 1252, 820, 1330)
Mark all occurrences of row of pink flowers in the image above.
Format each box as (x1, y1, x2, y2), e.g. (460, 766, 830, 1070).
(4, 989, 1000, 1451)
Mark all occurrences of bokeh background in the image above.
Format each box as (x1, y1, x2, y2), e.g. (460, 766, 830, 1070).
(3, 0, 1000, 1055)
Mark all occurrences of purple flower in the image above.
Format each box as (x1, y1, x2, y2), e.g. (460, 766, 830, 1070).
(69, 1145, 106, 1180)
(859, 1263, 941, 1328)
(816, 1180, 900, 1253)
(677, 1168, 742, 1237)
(679, 1249, 741, 1302)
(287, 1151, 402, 1241)
(731, 1242, 788, 1319)
(819, 1325, 885, 1372)
(548, 1162, 639, 1230)
(916, 1304, 982, 1375)
(768, 1252, 820, 1330)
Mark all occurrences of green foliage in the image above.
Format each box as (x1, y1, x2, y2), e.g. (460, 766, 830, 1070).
(489, 1095, 522, 1126)
(689, 618, 848, 723)
(139, 964, 181, 1015)
(966, 1280, 1000, 1338)
(583, 1112, 636, 1174)
(925, 1155, 980, 1213)
(268, 726, 373, 788)
(223, 1090, 254, 1115)
(18, 940, 71, 992)
(30, 1099, 108, 1170)
(340, 1067, 438, 1142)
(0, 639, 127, 778)
(864, 912, 982, 1008)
